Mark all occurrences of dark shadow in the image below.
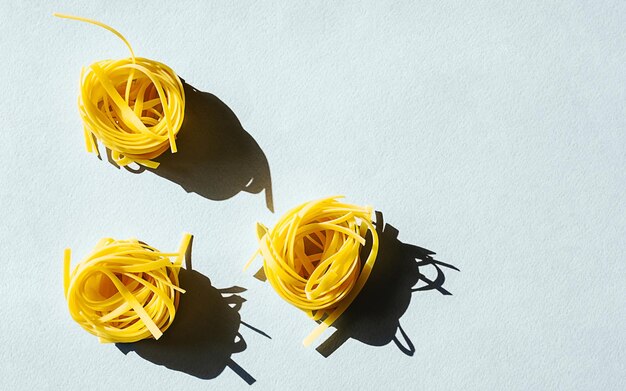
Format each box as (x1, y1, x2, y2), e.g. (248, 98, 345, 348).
(116, 237, 270, 384)
(316, 211, 459, 357)
(117, 81, 273, 212)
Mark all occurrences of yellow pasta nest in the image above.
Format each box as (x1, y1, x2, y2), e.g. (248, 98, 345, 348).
(55, 14, 185, 168)
(63, 234, 192, 343)
(245, 196, 379, 346)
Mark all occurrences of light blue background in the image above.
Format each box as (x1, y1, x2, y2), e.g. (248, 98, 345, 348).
(1, 1, 624, 390)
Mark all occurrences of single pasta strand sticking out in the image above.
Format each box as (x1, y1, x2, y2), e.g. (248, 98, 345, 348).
(54, 13, 185, 168)
(64, 233, 192, 343)
(245, 196, 379, 346)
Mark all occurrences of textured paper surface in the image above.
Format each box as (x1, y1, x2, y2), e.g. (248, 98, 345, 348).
(1, 1, 624, 390)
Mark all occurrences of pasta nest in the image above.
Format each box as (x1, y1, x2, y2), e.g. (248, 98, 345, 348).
(246, 196, 379, 346)
(55, 13, 185, 168)
(79, 57, 185, 168)
(63, 234, 191, 343)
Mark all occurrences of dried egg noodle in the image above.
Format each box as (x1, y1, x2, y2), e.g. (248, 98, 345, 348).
(54, 13, 185, 168)
(245, 196, 379, 346)
(64, 234, 192, 343)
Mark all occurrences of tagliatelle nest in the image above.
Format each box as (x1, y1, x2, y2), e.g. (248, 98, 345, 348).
(245, 196, 379, 346)
(55, 13, 185, 168)
(63, 234, 191, 343)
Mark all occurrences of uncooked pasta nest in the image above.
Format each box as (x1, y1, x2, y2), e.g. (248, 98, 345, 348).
(245, 196, 379, 346)
(63, 233, 192, 343)
(54, 14, 185, 168)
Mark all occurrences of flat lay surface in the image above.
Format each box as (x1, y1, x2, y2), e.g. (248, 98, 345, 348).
(1, 1, 624, 390)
